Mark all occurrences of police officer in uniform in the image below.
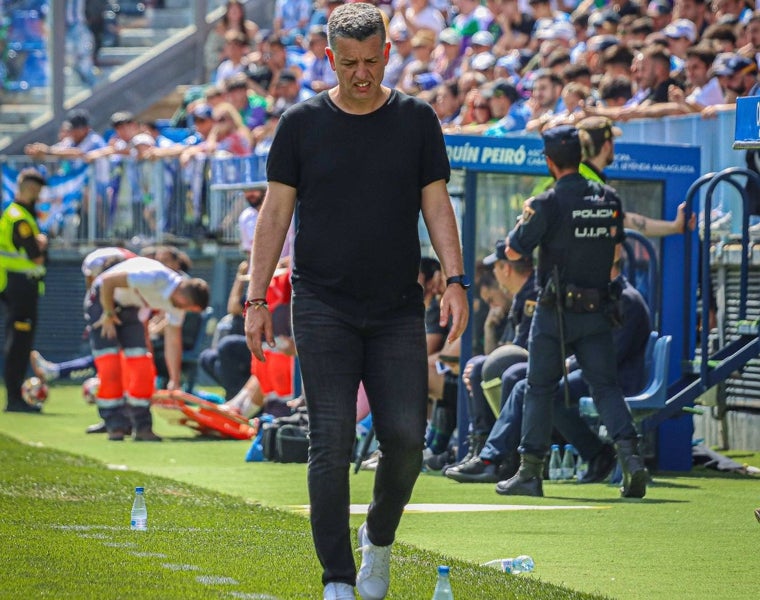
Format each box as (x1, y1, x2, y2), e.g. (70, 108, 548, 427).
(497, 125, 648, 499)
(0, 168, 47, 412)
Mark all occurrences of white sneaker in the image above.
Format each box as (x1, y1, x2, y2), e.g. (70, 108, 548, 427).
(30, 351, 58, 382)
(356, 523, 391, 600)
(324, 582, 356, 600)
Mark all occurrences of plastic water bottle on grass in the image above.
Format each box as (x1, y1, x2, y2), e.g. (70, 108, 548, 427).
(130, 486, 147, 531)
(482, 555, 535, 574)
(432, 565, 454, 599)
(561, 444, 576, 480)
(548, 444, 562, 480)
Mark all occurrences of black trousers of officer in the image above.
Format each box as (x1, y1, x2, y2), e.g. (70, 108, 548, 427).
(1, 272, 39, 408)
(519, 304, 638, 458)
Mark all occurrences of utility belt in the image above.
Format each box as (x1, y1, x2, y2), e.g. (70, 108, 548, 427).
(540, 280, 621, 314)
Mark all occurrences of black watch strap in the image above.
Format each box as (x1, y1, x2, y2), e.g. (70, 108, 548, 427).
(446, 274, 471, 289)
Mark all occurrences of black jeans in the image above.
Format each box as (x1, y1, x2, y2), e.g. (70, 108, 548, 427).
(292, 288, 427, 586)
(2, 273, 39, 408)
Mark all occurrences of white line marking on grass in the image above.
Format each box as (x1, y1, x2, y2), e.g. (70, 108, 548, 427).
(77, 533, 109, 539)
(131, 551, 168, 558)
(229, 593, 281, 599)
(103, 542, 138, 548)
(196, 575, 239, 585)
(292, 503, 609, 514)
(106, 464, 130, 470)
(162, 563, 201, 571)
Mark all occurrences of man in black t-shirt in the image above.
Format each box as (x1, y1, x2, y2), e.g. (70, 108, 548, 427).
(243, 5, 469, 600)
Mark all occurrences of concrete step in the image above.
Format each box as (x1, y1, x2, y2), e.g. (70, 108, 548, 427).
(115, 27, 187, 47)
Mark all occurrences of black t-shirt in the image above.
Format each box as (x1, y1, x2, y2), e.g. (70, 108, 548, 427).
(267, 90, 451, 317)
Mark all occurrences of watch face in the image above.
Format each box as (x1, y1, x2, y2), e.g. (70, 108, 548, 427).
(448, 275, 471, 289)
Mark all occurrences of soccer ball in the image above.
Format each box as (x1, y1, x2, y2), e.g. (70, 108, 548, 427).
(21, 377, 49, 407)
(82, 377, 100, 405)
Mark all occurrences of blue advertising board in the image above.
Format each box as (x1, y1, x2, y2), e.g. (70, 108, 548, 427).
(444, 134, 701, 471)
(733, 96, 760, 149)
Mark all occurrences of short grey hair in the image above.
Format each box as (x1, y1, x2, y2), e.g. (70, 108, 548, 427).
(327, 3, 385, 49)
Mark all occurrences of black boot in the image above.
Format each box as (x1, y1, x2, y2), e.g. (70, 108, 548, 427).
(441, 432, 487, 475)
(615, 438, 648, 498)
(495, 454, 544, 497)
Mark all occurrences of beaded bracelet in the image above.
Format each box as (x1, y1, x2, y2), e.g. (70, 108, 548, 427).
(243, 298, 268, 316)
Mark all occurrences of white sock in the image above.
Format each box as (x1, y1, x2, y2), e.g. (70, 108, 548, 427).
(228, 389, 262, 419)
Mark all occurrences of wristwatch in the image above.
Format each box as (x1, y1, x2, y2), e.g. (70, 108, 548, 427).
(446, 274, 471, 290)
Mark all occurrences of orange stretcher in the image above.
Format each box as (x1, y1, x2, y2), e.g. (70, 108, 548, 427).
(151, 389, 257, 440)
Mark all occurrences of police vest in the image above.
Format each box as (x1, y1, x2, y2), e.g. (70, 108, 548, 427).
(0, 202, 45, 291)
(541, 180, 623, 289)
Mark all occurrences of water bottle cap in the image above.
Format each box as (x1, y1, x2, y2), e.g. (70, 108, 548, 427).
(437, 565, 450, 575)
(135, 486, 144, 493)
(550, 444, 559, 450)
(564, 444, 573, 450)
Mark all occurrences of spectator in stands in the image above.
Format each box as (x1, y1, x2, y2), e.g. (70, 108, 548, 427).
(273, 0, 313, 45)
(445, 87, 492, 131)
(738, 10, 760, 61)
(214, 30, 251, 85)
(301, 25, 337, 92)
(398, 29, 438, 94)
(702, 22, 739, 52)
(451, 0, 494, 50)
(272, 68, 316, 111)
(310, 0, 345, 27)
(66, 0, 97, 86)
(664, 18, 698, 67)
(646, 0, 675, 32)
(25, 109, 106, 164)
(675, 0, 710, 38)
(433, 80, 462, 125)
(204, 84, 226, 107)
(482, 78, 526, 135)
(525, 69, 564, 130)
(204, 0, 259, 80)
(183, 101, 251, 165)
(390, 0, 446, 37)
(430, 27, 464, 81)
(384, 27, 415, 88)
(224, 72, 267, 129)
(712, 0, 753, 25)
(491, 0, 534, 55)
(598, 75, 634, 107)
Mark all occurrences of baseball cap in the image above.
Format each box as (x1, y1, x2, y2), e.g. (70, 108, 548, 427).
(65, 109, 90, 129)
(646, 0, 673, 16)
(277, 69, 298, 84)
(483, 239, 509, 265)
(131, 133, 156, 147)
(712, 54, 757, 76)
(664, 18, 697, 43)
(191, 103, 213, 120)
(586, 34, 620, 53)
(110, 111, 135, 127)
(439, 27, 462, 46)
(471, 52, 496, 71)
(471, 30, 495, 47)
(483, 239, 533, 267)
(542, 125, 581, 164)
(577, 116, 622, 154)
(482, 78, 520, 102)
(414, 71, 443, 91)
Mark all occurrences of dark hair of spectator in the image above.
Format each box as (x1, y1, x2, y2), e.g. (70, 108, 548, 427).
(534, 68, 563, 88)
(546, 48, 571, 69)
(643, 45, 671, 69)
(562, 62, 592, 83)
(602, 44, 635, 70)
(685, 44, 717, 68)
(629, 16, 654, 36)
(419, 257, 442, 283)
(599, 75, 633, 103)
(702, 23, 738, 46)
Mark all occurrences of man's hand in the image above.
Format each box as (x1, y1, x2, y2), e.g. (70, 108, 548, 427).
(439, 285, 469, 344)
(93, 313, 121, 338)
(674, 201, 697, 233)
(245, 305, 274, 362)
